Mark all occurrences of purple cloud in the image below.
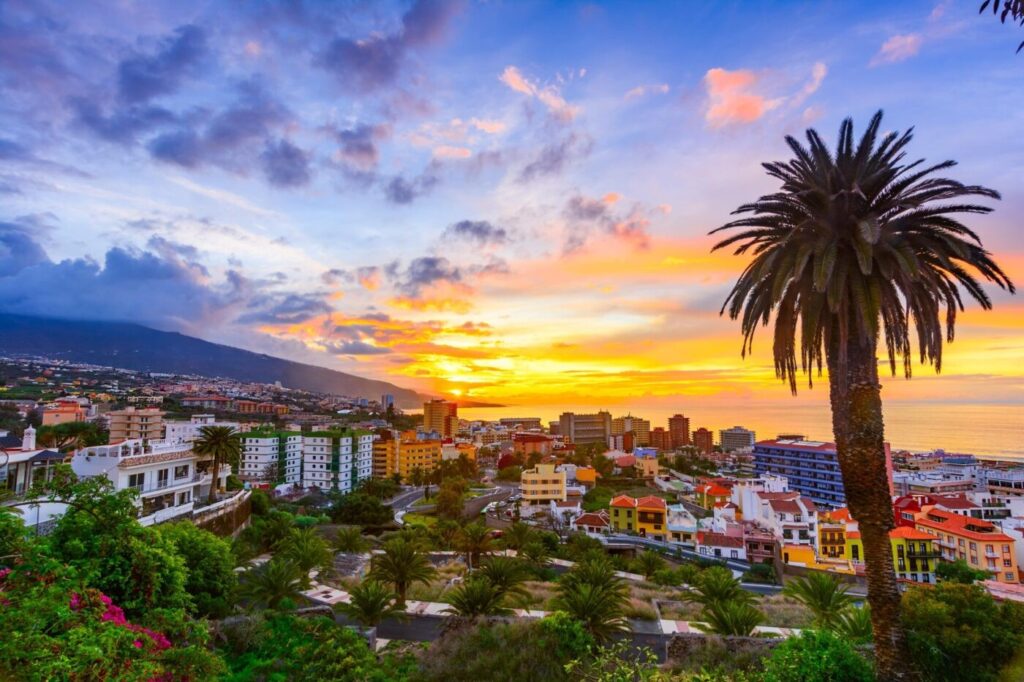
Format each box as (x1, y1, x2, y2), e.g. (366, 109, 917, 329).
(261, 139, 312, 188)
(118, 25, 208, 103)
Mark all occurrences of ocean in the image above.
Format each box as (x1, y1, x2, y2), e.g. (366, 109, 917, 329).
(452, 399, 1024, 461)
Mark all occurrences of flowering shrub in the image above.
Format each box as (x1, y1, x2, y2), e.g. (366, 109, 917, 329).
(71, 590, 173, 651)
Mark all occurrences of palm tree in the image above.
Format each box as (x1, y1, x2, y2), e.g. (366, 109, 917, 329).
(632, 550, 666, 579)
(336, 580, 405, 628)
(333, 525, 369, 554)
(835, 605, 874, 645)
(477, 555, 529, 600)
(443, 576, 513, 618)
(520, 540, 550, 570)
(369, 536, 436, 607)
(193, 425, 241, 503)
(502, 522, 534, 552)
(457, 522, 493, 570)
(695, 600, 765, 637)
(683, 567, 755, 609)
(712, 111, 1014, 680)
(278, 528, 333, 581)
(239, 558, 305, 610)
(783, 573, 855, 630)
(553, 582, 629, 642)
(979, 1, 1024, 52)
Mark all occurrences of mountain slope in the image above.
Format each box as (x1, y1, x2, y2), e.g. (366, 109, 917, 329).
(0, 314, 428, 408)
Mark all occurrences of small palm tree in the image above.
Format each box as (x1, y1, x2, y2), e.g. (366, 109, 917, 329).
(239, 558, 305, 610)
(835, 605, 874, 645)
(520, 540, 550, 569)
(712, 110, 1014, 680)
(696, 600, 765, 637)
(561, 556, 624, 593)
(193, 425, 241, 503)
(477, 556, 529, 600)
(443, 576, 513, 618)
(333, 526, 369, 554)
(683, 566, 755, 609)
(369, 536, 436, 607)
(632, 550, 666, 579)
(457, 522, 493, 570)
(502, 522, 534, 552)
(278, 528, 333, 581)
(336, 580, 405, 628)
(783, 573, 855, 630)
(553, 582, 629, 642)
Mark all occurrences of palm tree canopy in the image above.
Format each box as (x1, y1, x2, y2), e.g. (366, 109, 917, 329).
(279, 528, 333, 577)
(684, 566, 755, 608)
(979, 0, 1024, 52)
(711, 111, 1014, 393)
(782, 572, 855, 628)
(369, 537, 436, 603)
(336, 580, 405, 627)
(696, 600, 765, 637)
(443, 576, 513, 617)
(477, 556, 529, 599)
(194, 425, 241, 460)
(239, 558, 305, 610)
(835, 604, 874, 644)
(333, 525, 369, 554)
(553, 581, 629, 641)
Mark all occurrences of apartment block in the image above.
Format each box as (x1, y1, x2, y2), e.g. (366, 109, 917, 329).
(914, 506, 1019, 584)
(423, 400, 458, 438)
(373, 437, 443, 480)
(240, 430, 304, 485)
(719, 426, 756, 452)
(108, 407, 164, 443)
(558, 411, 612, 446)
(668, 414, 690, 448)
(611, 415, 651, 447)
(301, 430, 374, 494)
(520, 463, 567, 505)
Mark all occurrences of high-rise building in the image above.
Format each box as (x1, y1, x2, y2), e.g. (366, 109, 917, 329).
(558, 411, 612, 446)
(650, 427, 671, 450)
(668, 414, 690, 448)
(423, 399, 458, 438)
(611, 415, 651, 446)
(719, 426, 756, 452)
(692, 427, 714, 454)
(239, 429, 373, 494)
(108, 407, 164, 443)
(753, 437, 893, 509)
(240, 430, 304, 484)
(381, 394, 395, 409)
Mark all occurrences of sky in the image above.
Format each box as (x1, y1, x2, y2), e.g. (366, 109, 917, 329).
(1, 0, 1023, 410)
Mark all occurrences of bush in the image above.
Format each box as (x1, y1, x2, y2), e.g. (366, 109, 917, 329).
(903, 582, 1024, 682)
(761, 630, 874, 682)
(156, 521, 237, 618)
(741, 562, 776, 584)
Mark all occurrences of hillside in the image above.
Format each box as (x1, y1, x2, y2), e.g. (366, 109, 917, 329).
(0, 314, 429, 408)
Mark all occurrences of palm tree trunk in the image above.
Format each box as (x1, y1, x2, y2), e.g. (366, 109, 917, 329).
(828, 330, 912, 681)
(208, 451, 221, 503)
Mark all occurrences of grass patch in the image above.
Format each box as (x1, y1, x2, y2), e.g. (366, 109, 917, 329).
(624, 598, 658, 621)
(403, 512, 437, 527)
(757, 594, 814, 628)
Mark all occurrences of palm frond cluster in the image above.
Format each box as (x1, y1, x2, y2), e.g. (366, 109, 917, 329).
(980, 0, 1024, 52)
(711, 111, 1014, 393)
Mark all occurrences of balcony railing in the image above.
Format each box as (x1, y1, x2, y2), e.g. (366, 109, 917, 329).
(129, 473, 202, 495)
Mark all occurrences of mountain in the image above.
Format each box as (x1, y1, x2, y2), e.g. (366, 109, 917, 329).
(0, 314, 429, 408)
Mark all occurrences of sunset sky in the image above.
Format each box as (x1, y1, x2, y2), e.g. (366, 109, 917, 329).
(1, 0, 1022, 407)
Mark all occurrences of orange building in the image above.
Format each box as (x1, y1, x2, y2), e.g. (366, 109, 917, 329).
(423, 400, 458, 438)
(915, 506, 1019, 584)
(692, 427, 714, 453)
(668, 414, 690, 448)
(513, 434, 554, 456)
(42, 402, 87, 426)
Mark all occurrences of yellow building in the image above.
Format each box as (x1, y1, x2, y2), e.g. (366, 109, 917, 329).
(442, 441, 477, 461)
(818, 509, 852, 559)
(847, 526, 940, 584)
(611, 415, 651, 446)
(520, 464, 566, 505)
(609, 495, 637, 533)
(575, 466, 599, 487)
(914, 507, 1019, 584)
(423, 400, 458, 438)
(636, 495, 667, 540)
(373, 438, 442, 480)
(108, 407, 164, 443)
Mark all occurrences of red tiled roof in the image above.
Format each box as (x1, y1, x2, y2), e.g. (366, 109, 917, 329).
(636, 495, 667, 510)
(698, 531, 745, 548)
(699, 484, 731, 497)
(916, 507, 1015, 542)
(614, 455, 637, 467)
(890, 527, 935, 541)
(574, 512, 610, 528)
(933, 495, 979, 510)
(610, 495, 637, 508)
(769, 499, 802, 514)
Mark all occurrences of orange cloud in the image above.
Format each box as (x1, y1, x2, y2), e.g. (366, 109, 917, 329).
(704, 67, 780, 127)
(499, 65, 579, 121)
(433, 145, 472, 159)
(871, 34, 922, 66)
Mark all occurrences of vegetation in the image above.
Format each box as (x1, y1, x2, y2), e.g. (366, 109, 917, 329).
(935, 558, 990, 584)
(369, 536, 437, 606)
(444, 576, 514, 617)
(979, 0, 1024, 52)
(632, 550, 667, 578)
(333, 525, 370, 553)
(713, 110, 1015, 681)
(835, 605, 874, 645)
(156, 521, 237, 618)
(336, 580, 405, 627)
(696, 600, 765, 637)
(37, 420, 107, 451)
(456, 521, 494, 569)
(238, 558, 306, 610)
(193, 425, 242, 502)
(555, 557, 629, 641)
(331, 490, 396, 526)
(761, 630, 875, 682)
(278, 527, 333, 578)
(781, 572, 854, 630)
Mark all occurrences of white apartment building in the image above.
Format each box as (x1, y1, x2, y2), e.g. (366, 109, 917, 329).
(240, 431, 303, 485)
(719, 426, 756, 453)
(730, 474, 790, 518)
(164, 414, 243, 445)
(302, 431, 374, 493)
(72, 439, 229, 526)
(752, 491, 819, 548)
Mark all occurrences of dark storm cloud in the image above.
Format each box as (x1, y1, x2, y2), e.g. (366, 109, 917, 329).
(0, 223, 49, 276)
(71, 98, 177, 145)
(236, 292, 332, 324)
(118, 25, 208, 103)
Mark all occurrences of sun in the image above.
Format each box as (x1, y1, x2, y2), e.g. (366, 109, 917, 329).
(450, 388, 464, 397)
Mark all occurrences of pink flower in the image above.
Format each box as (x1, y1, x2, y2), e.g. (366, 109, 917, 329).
(133, 640, 143, 649)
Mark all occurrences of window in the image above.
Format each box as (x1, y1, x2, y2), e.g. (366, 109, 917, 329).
(128, 473, 144, 489)
(158, 469, 169, 486)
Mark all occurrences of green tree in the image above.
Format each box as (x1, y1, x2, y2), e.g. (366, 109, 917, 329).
(435, 485, 466, 521)
(712, 111, 1015, 680)
(477, 555, 529, 600)
(632, 550, 666, 579)
(565, 640, 661, 682)
(330, 491, 394, 526)
(762, 630, 875, 682)
(444, 576, 513, 617)
(238, 557, 306, 610)
(335, 580, 405, 627)
(695, 600, 765, 636)
(278, 527, 333, 580)
(37, 421, 107, 452)
(156, 521, 237, 618)
(835, 605, 874, 645)
(555, 558, 629, 641)
(333, 525, 370, 553)
(935, 558, 990, 584)
(782, 572, 855, 630)
(502, 521, 535, 552)
(369, 536, 437, 606)
(902, 582, 1024, 682)
(521, 540, 551, 570)
(193, 425, 242, 502)
(683, 566, 755, 609)
(457, 521, 494, 570)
